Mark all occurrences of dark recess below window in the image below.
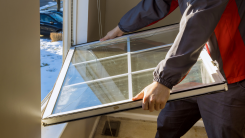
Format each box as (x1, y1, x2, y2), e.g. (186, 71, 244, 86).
(102, 121, 121, 137)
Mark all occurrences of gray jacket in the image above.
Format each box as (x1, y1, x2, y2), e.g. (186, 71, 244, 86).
(118, 0, 245, 89)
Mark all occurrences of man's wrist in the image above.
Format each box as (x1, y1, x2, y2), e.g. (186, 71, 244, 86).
(116, 26, 124, 34)
(153, 77, 173, 89)
(153, 81, 171, 91)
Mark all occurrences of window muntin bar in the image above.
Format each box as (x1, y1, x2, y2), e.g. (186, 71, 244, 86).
(63, 73, 129, 88)
(73, 53, 128, 66)
(62, 55, 128, 86)
(73, 39, 128, 63)
(131, 67, 155, 74)
(130, 43, 172, 54)
(127, 37, 133, 99)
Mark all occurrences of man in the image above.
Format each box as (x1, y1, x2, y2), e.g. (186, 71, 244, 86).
(101, 0, 245, 137)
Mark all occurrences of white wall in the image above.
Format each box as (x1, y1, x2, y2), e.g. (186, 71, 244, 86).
(0, 0, 41, 137)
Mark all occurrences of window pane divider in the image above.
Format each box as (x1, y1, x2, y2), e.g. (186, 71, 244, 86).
(127, 37, 133, 99)
(132, 68, 155, 74)
(131, 43, 172, 54)
(72, 53, 128, 66)
(62, 73, 129, 88)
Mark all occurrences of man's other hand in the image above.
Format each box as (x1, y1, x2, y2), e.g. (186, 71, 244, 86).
(100, 26, 124, 41)
(132, 82, 170, 112)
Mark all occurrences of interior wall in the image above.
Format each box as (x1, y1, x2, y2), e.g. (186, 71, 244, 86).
(104, 0, 140, 34)
(86, 0, 181, 42)
(87, 0, 106, 42)
(0, 0, 41, 138)
(104, 0, 181, 33)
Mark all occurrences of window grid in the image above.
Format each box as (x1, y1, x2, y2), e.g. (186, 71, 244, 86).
(65, 41, 173, 98)
(127, 37, 133, 99)
(73, 43, 172, 66)
(73, 53, 128, 66)
(63, 72, 129, 88)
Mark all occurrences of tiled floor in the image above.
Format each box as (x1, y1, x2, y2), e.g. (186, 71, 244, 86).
(93, 116, 208, 138)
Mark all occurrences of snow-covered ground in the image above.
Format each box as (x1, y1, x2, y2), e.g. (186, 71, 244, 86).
(40, 38, 63, 101)
(40, 1, 64, 101)
(40, 1, 63, 11)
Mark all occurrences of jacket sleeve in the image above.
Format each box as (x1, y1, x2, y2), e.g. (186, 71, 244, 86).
(153, 0, 229, 89)
(118, 0, 176, 32)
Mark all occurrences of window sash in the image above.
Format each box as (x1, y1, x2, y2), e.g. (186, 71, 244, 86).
(42, 24, 227, 126)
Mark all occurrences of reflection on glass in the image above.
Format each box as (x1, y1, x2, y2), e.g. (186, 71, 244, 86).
(132, 71, 153, 97)
(132, 60, 215, 96)
(130, 29, 178, 51)
(172, 60, 214, 90)
(131, 48, 169, 72)
(63, 56, 128, 86)
(73, 41, 127, 63)
(53, 76, 129, 114)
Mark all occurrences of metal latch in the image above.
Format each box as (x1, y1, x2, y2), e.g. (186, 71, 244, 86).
(211, 60, 219, 69)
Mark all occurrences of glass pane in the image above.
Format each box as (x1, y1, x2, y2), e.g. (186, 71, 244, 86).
(132, 60, 215, 97)
(63, 56, 128, 86)
(130, 29, 178, 51)
(53, 76, 129, 114)
(132, 70, 153, 97)
(172, 60, 215, 90)
(131, 47, 169, 72)
(73, 41, 127, 63)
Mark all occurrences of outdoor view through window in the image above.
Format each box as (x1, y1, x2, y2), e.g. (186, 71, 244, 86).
(40, 0, 63, 101)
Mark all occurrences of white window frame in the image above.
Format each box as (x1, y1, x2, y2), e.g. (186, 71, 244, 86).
(42, 24, 227, 126)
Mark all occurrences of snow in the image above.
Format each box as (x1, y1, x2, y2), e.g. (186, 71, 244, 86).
(40, 0, 64, 101)
(40, 2, 57, 10)
(40, 38, 63, 101)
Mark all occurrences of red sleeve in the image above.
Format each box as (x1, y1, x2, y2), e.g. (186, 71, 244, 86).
(147, 0, 179, 27)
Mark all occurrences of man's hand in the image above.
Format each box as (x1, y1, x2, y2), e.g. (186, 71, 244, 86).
(132, 82, 170, 112)
(100, 26, 124, 41)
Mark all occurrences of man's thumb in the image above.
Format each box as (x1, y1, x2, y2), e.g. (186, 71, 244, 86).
(132, 90, 144, 101)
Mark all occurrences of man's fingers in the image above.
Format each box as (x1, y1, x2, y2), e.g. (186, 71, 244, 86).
(149, 96, 155, 112)
(132, 90, 144, 101)
(154, 102, 160, 111)
(100, 35, 110, 41)
(142, 100, 149, 110)
(100, 25, 124, 42)
(142, 90, 149, 110)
